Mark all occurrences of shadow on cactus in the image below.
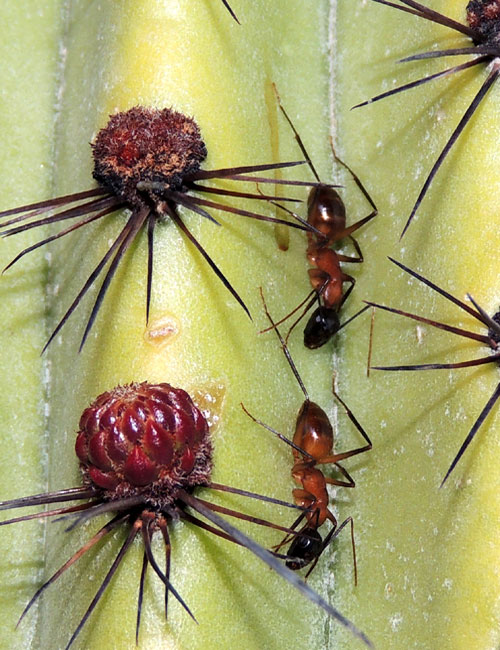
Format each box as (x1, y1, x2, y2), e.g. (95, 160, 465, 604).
(0, 106, 319, 352)
(366, 258, 500, 486)
(0, 382, 373, 649)
(354, 0, 500, 238)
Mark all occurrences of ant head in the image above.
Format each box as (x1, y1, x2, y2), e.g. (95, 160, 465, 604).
(467, 0, 500, 45)
(307, 185, 345, 241)
(285, 527, 323, 571)
(304, 306, 340, 349)
(92, 106, 207, 207)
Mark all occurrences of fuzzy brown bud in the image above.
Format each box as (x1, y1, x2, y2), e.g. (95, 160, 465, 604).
(92, 106, 207, 206)
(467, 0, 500, 43)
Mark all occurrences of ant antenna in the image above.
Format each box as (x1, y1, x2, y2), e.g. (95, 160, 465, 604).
(272, 83, 321, 183)
(259, 287, 309, 401)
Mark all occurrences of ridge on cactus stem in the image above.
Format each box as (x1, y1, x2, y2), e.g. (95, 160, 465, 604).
(354, 0, 500, 238)
(366, 257, 500, 486)
(0, 382, 373, 649)
(0, 106, 325, 352)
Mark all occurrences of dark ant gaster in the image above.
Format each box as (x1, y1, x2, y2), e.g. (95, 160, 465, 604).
(354, 0, 500, 238)
(265, 85, 377, 349)
(366, 257, 500, 486)
(243, 288, 372, 577)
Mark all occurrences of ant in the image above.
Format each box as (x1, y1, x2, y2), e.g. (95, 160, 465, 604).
(264, 85, 377, 349)
(366, 257, 500, 486)
(354, 0, 500, 238)
(243, 289, 372, 577)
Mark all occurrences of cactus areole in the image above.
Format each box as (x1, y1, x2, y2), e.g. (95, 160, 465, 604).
(92, 107, 207, 206)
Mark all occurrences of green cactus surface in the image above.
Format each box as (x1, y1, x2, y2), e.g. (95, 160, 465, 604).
(0, 1, 499, 649)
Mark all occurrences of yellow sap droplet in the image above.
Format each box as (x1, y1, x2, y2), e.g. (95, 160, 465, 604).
(192, 383, 226, 431)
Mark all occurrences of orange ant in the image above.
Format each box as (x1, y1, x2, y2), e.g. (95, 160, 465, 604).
(265, 86, 377, 349)
(354, 0, 500, 238)
(244, 289, 372, 577)
(366, 257, 500, 486)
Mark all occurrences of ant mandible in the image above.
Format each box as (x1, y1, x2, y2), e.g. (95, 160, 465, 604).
(265, 85, 377, 349)
(243, 288, 372, 578)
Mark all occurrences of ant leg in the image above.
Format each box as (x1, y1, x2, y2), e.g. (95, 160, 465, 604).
(339, 275, 355, 308)
(284, 280, 329, 345)
(316, 388, 372, 465)
(274, 509, 310, 551)
(349, 235, 364, 263)
(272, 83, 321, 183)
(330, 138, 377, 214)
(259, 288, 317, 334)
(305, 515, 357, 585)
(193, 496, 302, 537)
(335, 306, 371, 339)
(337, 252, 363, 264)
(329, 138, 377, 243)
(325, 462, 356, 488)
(240, 402, 314, 461)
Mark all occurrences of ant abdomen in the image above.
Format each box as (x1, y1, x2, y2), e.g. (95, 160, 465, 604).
(307, 186, 346, 240)
(294, 401, 334, 460)
(304, 306, 341, 349)
(286, 528, 323, 571)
